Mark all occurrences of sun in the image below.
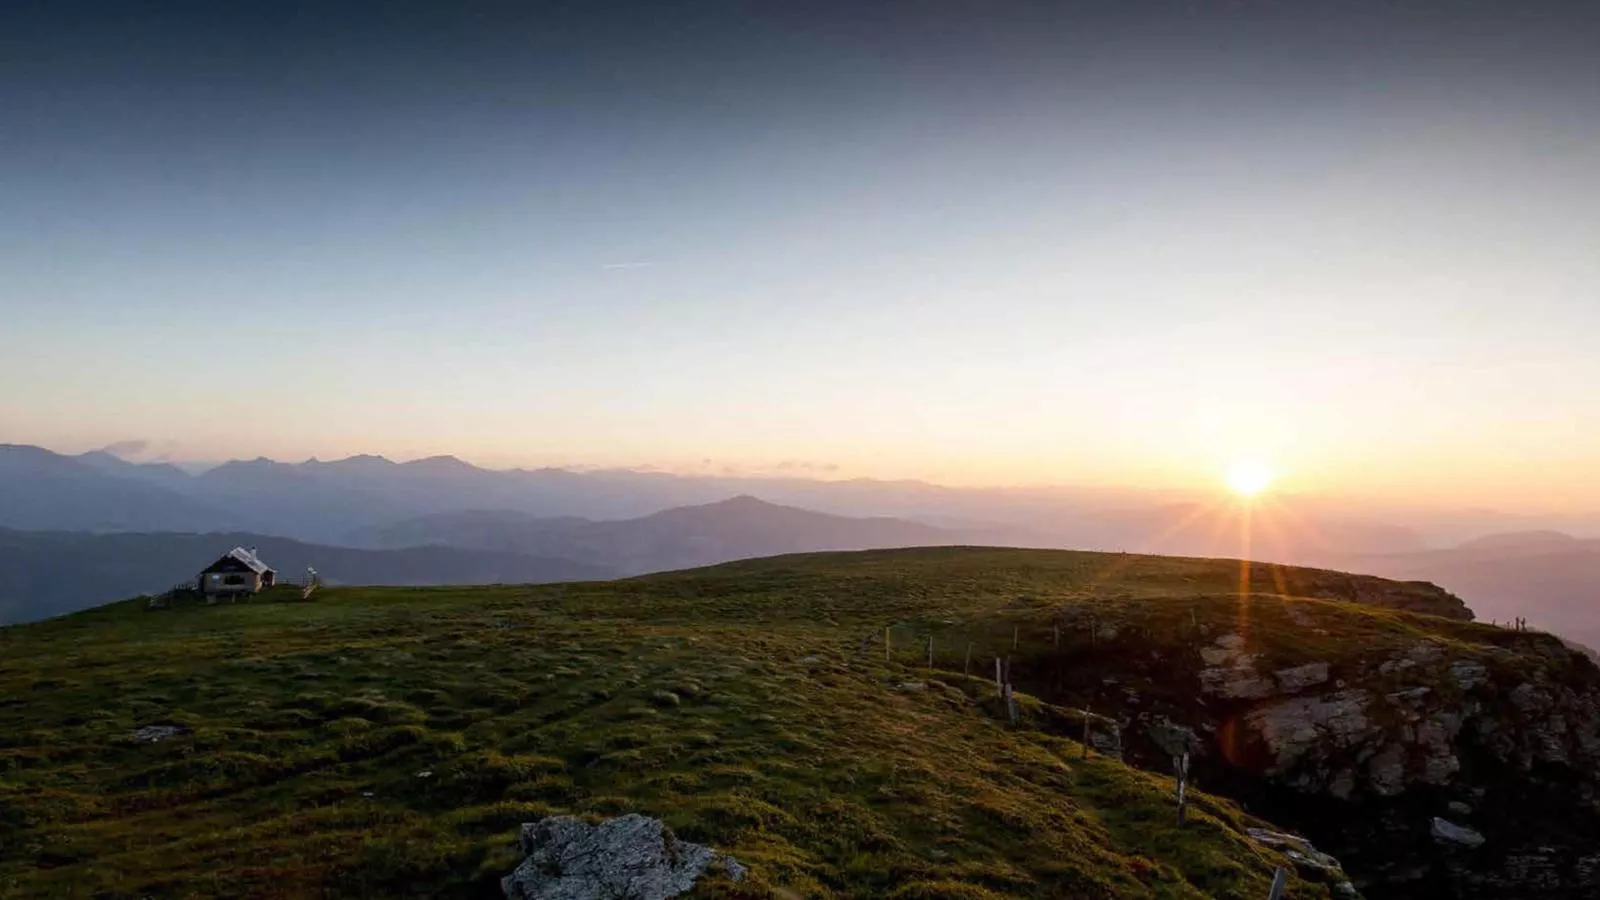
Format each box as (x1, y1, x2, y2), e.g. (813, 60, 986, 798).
(1225, 459, 1276, 499)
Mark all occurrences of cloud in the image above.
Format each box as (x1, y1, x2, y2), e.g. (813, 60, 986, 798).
(96, 439, 148, 459)
(775, 459, 840, 473)
(600, 261, 653, 270)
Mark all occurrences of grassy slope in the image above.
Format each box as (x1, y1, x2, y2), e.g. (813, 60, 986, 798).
(0, 547, 1462, 899)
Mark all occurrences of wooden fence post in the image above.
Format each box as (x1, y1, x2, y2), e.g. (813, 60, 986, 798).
(1012, 626, 1019, 650)
(927, 635, 934, 668)
(1082, 707, 1092, 758)
(994, 658, 1002, 696)
(1266, 867, 1288, 900)
(1174, 752, 1190, 825)
(885, 626, 891, 662)
(964, 642, 972, 676)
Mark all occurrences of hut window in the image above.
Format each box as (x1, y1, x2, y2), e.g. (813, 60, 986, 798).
(223, 574, 246, 586)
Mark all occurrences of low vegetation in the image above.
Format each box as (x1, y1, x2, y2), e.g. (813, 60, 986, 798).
(1, 547, 1466, 898)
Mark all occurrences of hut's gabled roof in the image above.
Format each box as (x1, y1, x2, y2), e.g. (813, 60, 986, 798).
(208, 547, 273, 575)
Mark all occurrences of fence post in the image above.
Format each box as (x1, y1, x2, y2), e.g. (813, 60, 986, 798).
(1012, 626, 1019, 650)
(885, 626, 891, 662)
(1082, 706, 1092, 758)
(964, 642, 972, 676)
(994, 658, 1002, 696)
(1266, 867, 1288, 900)
(1174, 752, 1190, 825)
(927, 635, 934, 668)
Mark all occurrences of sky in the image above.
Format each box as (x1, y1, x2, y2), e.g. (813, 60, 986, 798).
(3, 1, 1599, 511)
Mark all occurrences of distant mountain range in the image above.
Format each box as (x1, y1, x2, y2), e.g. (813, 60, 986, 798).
(0, 443, 1440, 555)
(3, 443, 1598, 647)
(362, 495, 955, 574)
(0, 529, 612, 625)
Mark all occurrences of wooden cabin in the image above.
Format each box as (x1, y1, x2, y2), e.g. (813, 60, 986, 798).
(198, 547, 276, 599)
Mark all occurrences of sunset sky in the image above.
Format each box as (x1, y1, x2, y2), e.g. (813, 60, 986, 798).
(4, 2, 1599, 510)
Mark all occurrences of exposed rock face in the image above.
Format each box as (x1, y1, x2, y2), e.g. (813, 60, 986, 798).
(1275, 662, 1331, 693)
(501, 814, 745, 900)
(1199, 634, 1277, 699)
(1064, 624, 1600, 898)
(1276, 570, 1472, 620)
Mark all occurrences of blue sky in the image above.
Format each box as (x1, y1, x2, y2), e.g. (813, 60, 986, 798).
(3, 2, 1599, 509)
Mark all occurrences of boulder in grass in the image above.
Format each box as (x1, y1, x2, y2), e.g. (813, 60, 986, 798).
(502, 813, 745, 900)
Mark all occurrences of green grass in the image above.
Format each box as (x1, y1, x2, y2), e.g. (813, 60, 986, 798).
(0, 546, 1491, 899)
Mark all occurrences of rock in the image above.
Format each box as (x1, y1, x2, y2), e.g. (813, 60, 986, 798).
(1448, 660, 1489, 690)
(1509, 682, 1551, 714)
(1367, 743, 1407, 796)
(894, 682, 927, 692)
(1199, 634, 1278, 699)
(502, 814, 745, 900)
(131, 725, 183, 743)
(1385, 686, 1431, 705)
(1146, 715, 1203, 757)
(1405, 642, 1446, 665)
(1275, 662, 1331, 693)
(1090, 726, 1124, 759)
(1430, 817, 1485, 848)
(1246, 690, 1372, 772)
(1201, 667, 1276, 699)
(1246, 827, 1348, 879)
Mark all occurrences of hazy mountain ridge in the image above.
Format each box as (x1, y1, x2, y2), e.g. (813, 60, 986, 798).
(362, 495, 955, 574)
(0, 444, 1507, 548)
(5, 442, 1600, 647)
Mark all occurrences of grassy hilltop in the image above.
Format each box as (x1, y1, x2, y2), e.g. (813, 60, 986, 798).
(0, 547, 1532, 898)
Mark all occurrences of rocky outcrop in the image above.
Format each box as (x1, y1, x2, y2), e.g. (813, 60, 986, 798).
(1062, 624, 1600, 898)
(1275, 569, 1472, 621)
(1246, 828, 1359, 897)
(501, 814, 745, 900)
(1199, 634, 1277, 699)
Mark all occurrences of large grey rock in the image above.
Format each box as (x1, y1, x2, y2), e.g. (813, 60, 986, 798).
(1246, 690, 1372, 771)
(502, 814, 745, 900)
(1431, 817, 1486, 848)
(1274, 662, 1331, 693)
(131, 725, 184, 743)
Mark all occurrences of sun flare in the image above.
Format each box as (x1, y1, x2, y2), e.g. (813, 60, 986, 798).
(1225, 459, 1276, 498)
